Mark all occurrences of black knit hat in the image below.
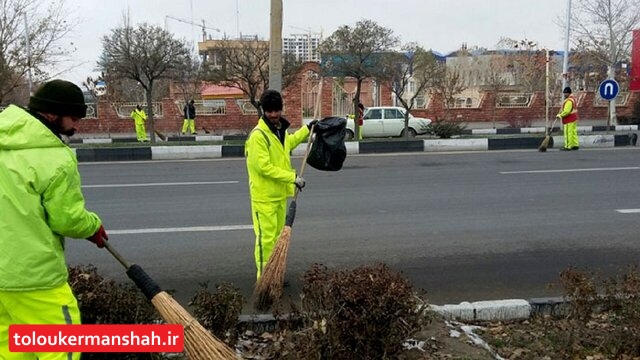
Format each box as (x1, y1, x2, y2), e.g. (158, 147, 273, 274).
(28, 80, 87, 118)
(260, 89, 283, 112)
(563, 86, 572, 94)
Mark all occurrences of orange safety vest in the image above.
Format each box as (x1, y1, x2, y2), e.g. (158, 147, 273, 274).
(561, 95, 578, 124)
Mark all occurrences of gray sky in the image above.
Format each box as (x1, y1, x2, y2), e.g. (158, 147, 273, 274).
(61, 0, 568, 85)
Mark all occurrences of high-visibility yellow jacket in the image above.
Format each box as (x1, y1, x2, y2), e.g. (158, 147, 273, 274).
(245, 117, 310, 202)
(131, 108, 147, 125)
(557, 95, 578, 124)
(0, 105, 101, 291)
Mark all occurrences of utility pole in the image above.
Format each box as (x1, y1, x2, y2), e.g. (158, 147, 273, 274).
(546, 49, 550, 133)
(562, 0, 571, 90)
(269, 0, 283, 92)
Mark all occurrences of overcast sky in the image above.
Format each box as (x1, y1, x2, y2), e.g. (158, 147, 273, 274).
(60, 0, 568, 86)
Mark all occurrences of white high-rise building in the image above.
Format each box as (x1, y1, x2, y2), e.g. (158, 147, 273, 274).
(283, 33, 321, 62)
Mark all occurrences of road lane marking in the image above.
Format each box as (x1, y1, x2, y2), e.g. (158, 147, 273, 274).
(616, 209, 640, 214)
(83, 181, 238, 188)
(500, 166, 640, 175)
(108, 225, 253, 235)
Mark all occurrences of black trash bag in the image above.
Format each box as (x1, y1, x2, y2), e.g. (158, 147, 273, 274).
(306, 117, 347, 171)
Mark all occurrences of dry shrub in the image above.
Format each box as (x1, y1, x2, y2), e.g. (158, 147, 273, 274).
(292, 263, 430, 359)
(548, 266, 640, 358)
(600, 266, 640, 356)
(189, 281, 244, 345)
(427, 119, 466, 138)
(68, 265, 165, 360)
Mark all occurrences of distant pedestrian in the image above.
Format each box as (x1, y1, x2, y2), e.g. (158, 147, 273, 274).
(131, 105, 148, 142)
(182, 99, 197, 135)
(557, 87, 579, 150)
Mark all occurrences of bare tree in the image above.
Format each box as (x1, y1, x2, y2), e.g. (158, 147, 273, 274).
(320, 19, 399, 139)
(173, 56, 203, 103)
(381, 43, 440, 139)
(431, 67, 467, 121)
(0, 0, 77, 104)
(497, 37, 547, 92)
(570, 0, 640, 125)
(483, 56, 512, 128)
(202, 38, 302, 117)
(97, 17, 191, 143)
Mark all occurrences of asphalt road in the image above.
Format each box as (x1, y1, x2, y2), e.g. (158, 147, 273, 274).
(67, 148, 640, 310)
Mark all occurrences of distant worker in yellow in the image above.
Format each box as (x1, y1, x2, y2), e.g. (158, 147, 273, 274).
(182, 99, 197, 135)
(557, 87, 579, 151)
(130, 105, 148, 142)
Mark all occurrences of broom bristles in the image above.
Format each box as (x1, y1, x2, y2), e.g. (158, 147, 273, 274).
(253, 226, 292, 311)
(151, 292, 237, 359)
(538, 135, 550, 152)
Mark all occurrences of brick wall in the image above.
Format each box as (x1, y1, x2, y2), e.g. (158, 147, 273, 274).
(413, 91, 639, 125)
(79, 83, 639, 136)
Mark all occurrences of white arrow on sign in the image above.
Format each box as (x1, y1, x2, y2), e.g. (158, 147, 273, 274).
(598, 79, 619, 100)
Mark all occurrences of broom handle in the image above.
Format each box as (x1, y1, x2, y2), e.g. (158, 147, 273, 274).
(294, 77, 323, 199)
(103, 241, 132, 269)
(548, 116, 559, 136)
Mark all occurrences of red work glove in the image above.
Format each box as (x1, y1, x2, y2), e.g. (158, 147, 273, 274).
(86, 225, 108, 248)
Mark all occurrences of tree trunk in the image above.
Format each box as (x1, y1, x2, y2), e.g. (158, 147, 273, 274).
(147, 83, 156, 144)
(608, 65, 617, 128)
(354, 78, 363, 140)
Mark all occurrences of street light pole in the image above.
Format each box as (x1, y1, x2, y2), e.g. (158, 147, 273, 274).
(546, 49, 550, 134)
(562, 0, 571, 90)
(269, 0, 283, 92)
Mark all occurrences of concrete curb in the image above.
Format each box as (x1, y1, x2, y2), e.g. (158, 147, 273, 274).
(69, 124, 639, 145)
(72, 133, 638, 162)
(236, 296, 570, 330)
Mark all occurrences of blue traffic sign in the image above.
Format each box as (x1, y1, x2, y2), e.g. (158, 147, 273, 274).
(598, 79, 619, 100)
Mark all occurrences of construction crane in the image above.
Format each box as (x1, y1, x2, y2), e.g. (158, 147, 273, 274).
(165, 15, 221, 41)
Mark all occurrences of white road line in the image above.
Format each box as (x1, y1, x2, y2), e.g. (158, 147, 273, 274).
(616, 209, 640, 214)
(108, 225, 253, 235)
(500, 166, 640, 175)
(82, 181, 238, 188)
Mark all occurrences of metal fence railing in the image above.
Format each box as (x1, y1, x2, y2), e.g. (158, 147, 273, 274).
(114, 102, 163, 118)
(236, 99, 258, 115)
(594, 92, 630, 107)
(176, 100, 227, 116)
(85, 103, 98, 119)
(495, 93, 533, 108)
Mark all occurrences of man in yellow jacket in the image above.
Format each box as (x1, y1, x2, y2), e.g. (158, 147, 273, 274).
(557, 86, 580, 150)
(245, 90, 311, 279)
(131, 104, 148, 142)
(0, 80, 109, 360)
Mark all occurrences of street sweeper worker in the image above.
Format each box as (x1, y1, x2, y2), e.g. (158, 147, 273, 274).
(557, 86, 580, 150)
(131, 104, 149, 142)
(182, 99, 197, 135)
(245, 89, 312, 279)
(0, 79, 109, 360)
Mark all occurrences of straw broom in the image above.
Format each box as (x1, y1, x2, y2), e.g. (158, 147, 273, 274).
(154, 129, 167, 141)
(538, 116, 559, 152)
(253, 78, 324, 311)
(103, 242, 237, 360)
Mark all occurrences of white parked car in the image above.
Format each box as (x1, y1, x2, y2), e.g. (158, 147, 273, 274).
(345, 106, 432, 140)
